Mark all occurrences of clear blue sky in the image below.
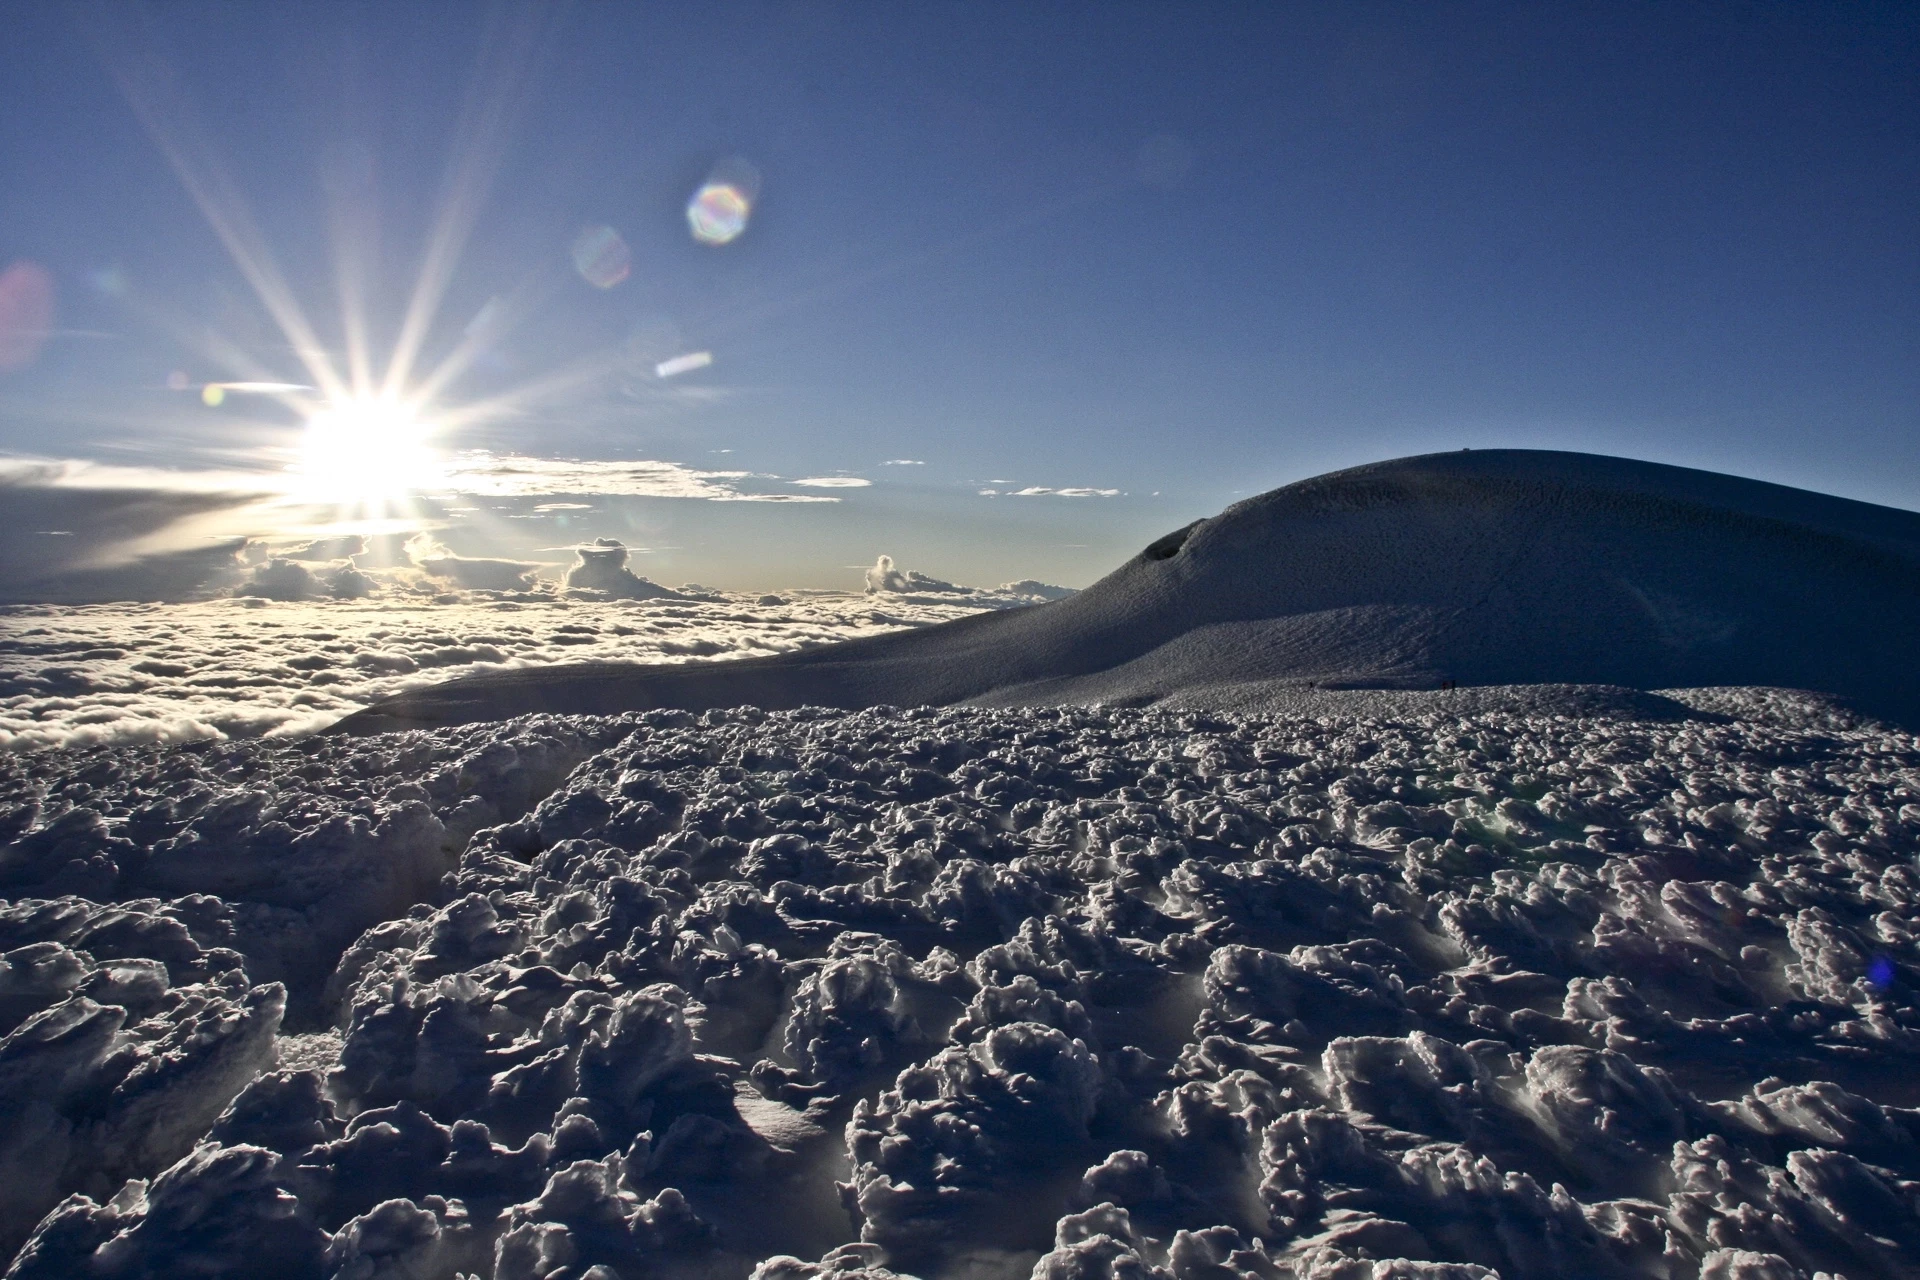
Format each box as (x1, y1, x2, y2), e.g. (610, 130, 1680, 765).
(1, 2, 1914, 591)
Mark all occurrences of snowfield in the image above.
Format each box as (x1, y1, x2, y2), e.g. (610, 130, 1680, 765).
(3, 699, 1918, 1279)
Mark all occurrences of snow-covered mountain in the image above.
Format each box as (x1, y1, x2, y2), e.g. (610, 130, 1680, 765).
(335, 450, 1920, 736)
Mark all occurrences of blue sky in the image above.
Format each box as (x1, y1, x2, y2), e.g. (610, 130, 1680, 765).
(0, 2, 1914, 592)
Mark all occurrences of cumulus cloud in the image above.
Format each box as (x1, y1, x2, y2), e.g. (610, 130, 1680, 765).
(864, 554, 965, 595)
(562, 539, 681, 600)
(404, 533, 543, 591)
(789, 477, 871, 489)
(231, 554, 375, 602)
(324, 564, 375, 598)
(235, 558, 322, 601)
(440, 452, 839, 503)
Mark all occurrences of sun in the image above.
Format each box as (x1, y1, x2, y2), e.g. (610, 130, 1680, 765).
(296, 395, 442, 506)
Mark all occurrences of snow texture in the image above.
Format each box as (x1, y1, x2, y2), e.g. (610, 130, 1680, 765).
(3, 699, 1918, 1279)
(335, 450, 1920, 737)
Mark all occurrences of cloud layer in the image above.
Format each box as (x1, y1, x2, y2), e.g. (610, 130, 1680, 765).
(0, 588, 1048, 751)
(0, 450, 873, 608)
(439, 453, 840, 502)
(0, 459, 273, 605)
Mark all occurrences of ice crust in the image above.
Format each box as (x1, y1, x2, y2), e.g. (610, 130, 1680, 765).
(1, 700, 1917, 1278)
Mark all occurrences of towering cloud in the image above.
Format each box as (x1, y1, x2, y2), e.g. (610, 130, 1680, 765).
(863, 554, 965, 595)
(562, 538, 681, 599)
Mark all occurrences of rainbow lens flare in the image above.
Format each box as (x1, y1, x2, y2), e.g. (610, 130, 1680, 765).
(687, 184, 750, 245)
(571, 225, 632, 288)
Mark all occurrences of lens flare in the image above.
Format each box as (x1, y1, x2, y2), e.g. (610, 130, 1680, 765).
(685, 152, 767, 249)
(687, 184, 750, 244)
(0, 261, 55, 372)
(655, 350, 713, 378)
(571, 225, 631, 288)
(1869, 955, 1897, 990)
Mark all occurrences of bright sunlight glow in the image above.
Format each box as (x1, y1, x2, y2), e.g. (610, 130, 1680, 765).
(296, 396, 442, 506)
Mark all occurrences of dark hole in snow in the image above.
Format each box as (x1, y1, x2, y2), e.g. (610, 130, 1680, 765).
(1140, 520, 1201, 562)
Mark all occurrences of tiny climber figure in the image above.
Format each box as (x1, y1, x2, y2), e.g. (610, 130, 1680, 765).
(1440, 678, 1455, 691)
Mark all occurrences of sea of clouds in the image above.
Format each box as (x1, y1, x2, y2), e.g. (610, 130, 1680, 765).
(1, 698, 1917, 1278)
(0, 554, 1060, 752)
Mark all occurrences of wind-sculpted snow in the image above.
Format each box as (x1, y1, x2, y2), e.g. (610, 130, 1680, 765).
(0, 716, 638, 1011)
(0, 590, 1028, 752)
(4, 702, 1919, 1278)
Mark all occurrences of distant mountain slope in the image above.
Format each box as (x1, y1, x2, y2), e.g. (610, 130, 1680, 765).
(331, 450, 1920, 734)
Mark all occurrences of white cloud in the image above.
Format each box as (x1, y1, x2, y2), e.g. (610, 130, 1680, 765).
(1009, 486, 1122, 498)
(882, 459, 924, 466)
(790, 477, 872, 489)
(439, 452, 840, 503)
